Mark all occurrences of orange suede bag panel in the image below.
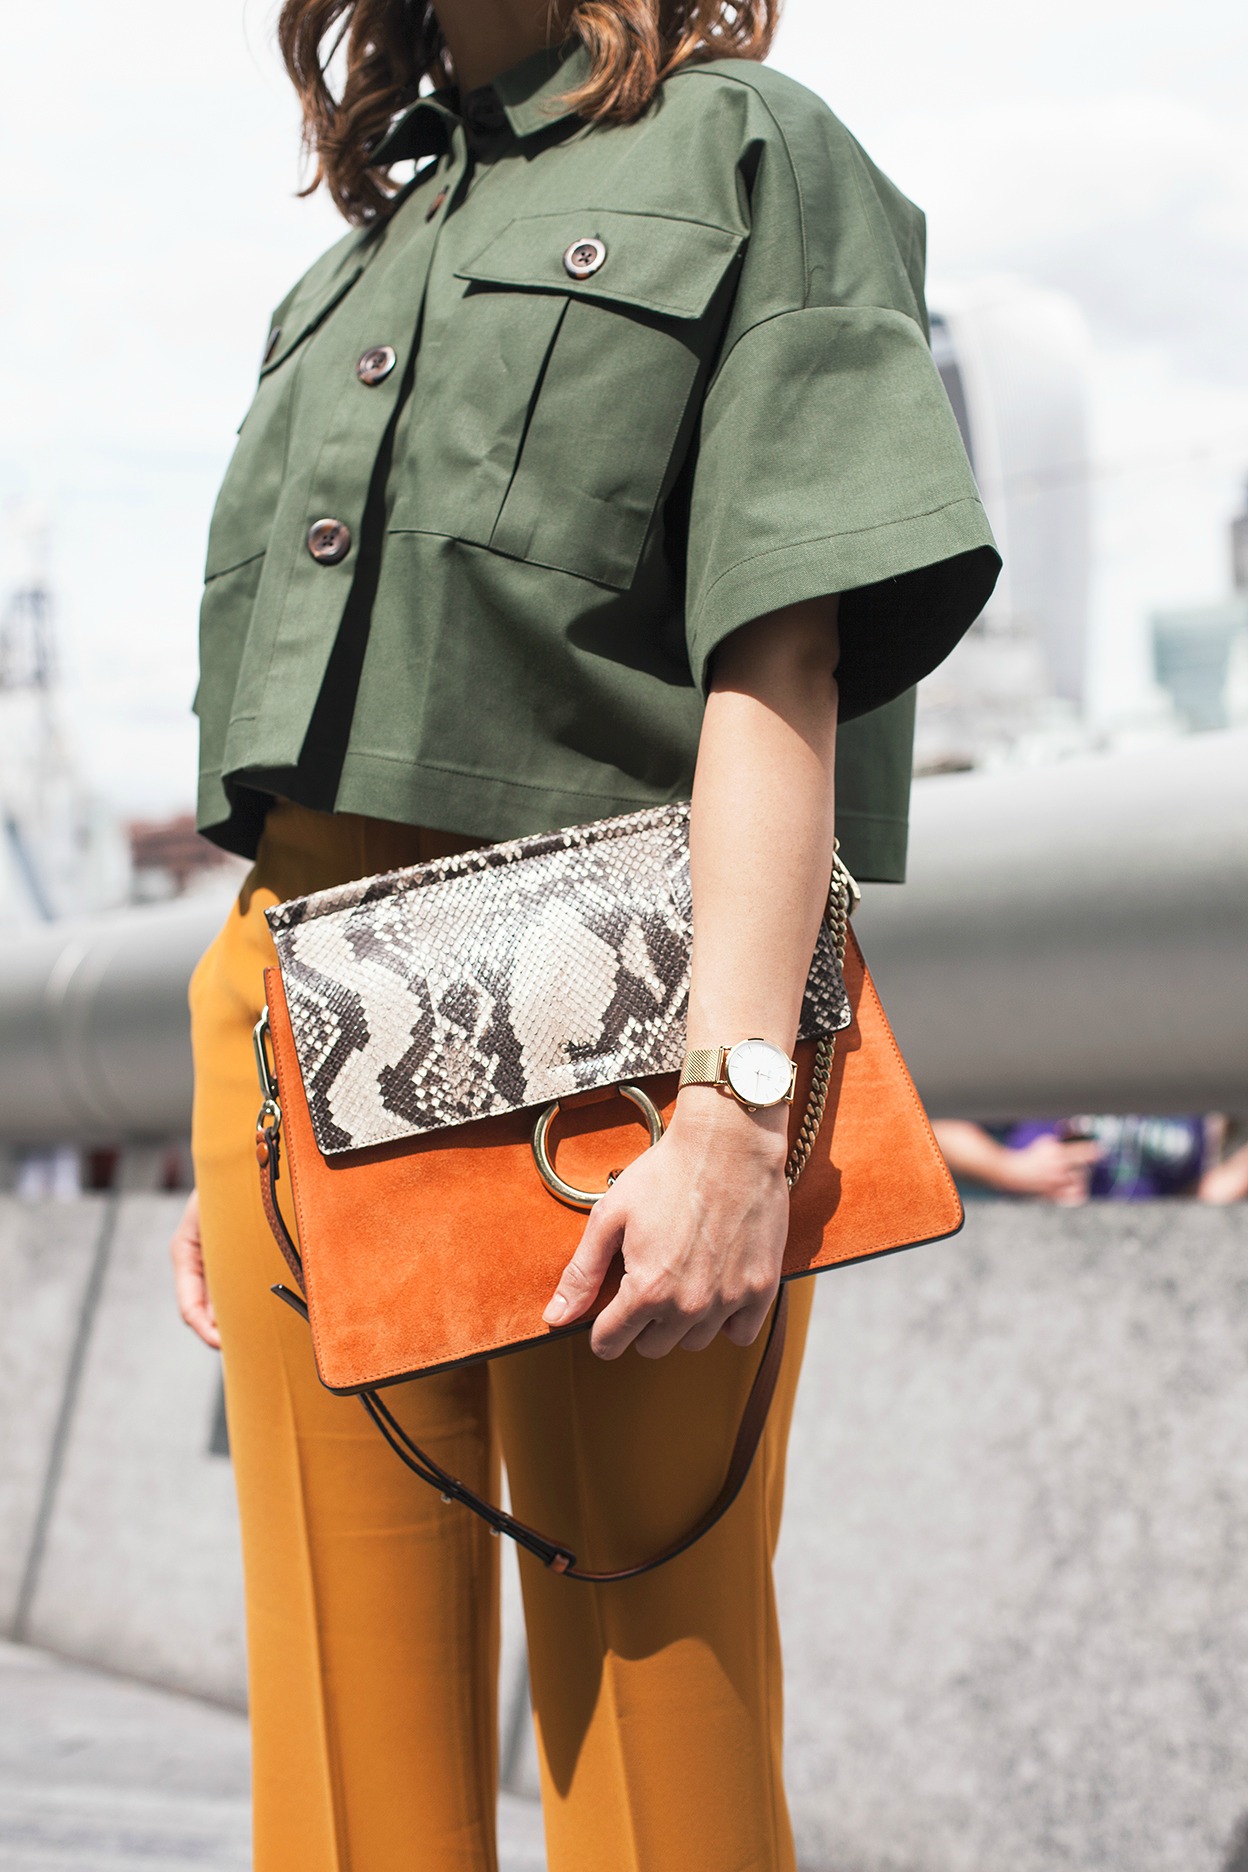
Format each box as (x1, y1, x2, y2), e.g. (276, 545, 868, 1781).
(262, 926, 960, 1397)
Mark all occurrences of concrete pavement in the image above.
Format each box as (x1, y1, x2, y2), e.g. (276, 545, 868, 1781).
(0, 1640, 547, 1872)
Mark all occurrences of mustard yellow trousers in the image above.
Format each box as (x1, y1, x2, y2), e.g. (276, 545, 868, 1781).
(190, 800, 812, 1872)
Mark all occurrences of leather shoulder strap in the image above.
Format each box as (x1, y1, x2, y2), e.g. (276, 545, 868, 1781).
(260, 1141, 788, 1583)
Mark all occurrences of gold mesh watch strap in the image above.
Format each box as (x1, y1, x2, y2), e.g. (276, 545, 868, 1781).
(678, 1046, 725, 1090)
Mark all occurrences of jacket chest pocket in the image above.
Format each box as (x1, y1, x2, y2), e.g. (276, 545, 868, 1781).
(204, 368, 294, 581)
(396, 211, 743, 591)
(204, 254, 368, 583)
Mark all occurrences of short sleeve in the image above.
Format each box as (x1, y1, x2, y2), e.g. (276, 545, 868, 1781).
(682, 79, 1001, 721)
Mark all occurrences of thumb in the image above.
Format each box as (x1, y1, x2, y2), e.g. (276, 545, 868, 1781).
(543, 1200, 623, 1326)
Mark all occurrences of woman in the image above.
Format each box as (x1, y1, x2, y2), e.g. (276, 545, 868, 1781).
(171, 1, 998, 1866)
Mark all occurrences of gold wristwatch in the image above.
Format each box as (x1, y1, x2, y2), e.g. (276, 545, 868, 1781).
(678, 1038, 798, 1112)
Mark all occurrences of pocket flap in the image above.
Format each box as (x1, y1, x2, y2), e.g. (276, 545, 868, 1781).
(456, 211, 744, 321)
(260, 249, 371, 377)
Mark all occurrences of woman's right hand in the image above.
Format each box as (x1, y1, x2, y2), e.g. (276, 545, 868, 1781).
(1001, 1135, 1098, 1205)
(169, 1187, 221, 1349)
(932, 1119, 1098, 1205)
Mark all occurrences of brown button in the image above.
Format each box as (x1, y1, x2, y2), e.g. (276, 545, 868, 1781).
(425, 187, 448, 223)
(306, 518, 351, 565)
(262, 326, 282, 365)
(356, 345, 397, 386)
(563, 237, 607, 281)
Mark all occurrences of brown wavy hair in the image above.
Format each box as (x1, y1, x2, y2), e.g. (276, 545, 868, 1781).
(278, 1, 781, 225)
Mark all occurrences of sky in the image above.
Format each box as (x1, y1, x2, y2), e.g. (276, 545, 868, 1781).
(2, 0, 1246, 814)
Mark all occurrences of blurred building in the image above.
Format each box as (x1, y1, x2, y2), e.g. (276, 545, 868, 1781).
(1232, 477, 1248, 594)
(0, 509, 241, 929)
(1149, 479, 1248, 733)
(1151, 600, 1246, 733)
(0, 508, 130, 927)
(919, 280, 1095, 772)
(128, 811, 240, 904)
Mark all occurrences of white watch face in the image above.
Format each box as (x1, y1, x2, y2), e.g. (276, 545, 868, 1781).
(724, 1038, 792, 1108)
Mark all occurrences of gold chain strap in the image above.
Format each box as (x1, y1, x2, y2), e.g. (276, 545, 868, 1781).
(784, 848, 859, 1191)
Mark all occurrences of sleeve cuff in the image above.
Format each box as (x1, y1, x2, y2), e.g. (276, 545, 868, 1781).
(683, 303, 1002, 717)
(687, 500, 1000, 719)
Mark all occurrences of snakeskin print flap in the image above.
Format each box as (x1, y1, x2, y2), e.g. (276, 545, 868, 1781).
(266, 801, 851, 1157)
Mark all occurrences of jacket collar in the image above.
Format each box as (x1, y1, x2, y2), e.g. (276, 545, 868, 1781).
(490, 39, 592, 137)
(370, 39, 591, 166)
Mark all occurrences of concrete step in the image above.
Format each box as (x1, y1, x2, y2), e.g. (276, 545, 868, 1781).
(0, 1640, 546, 1871)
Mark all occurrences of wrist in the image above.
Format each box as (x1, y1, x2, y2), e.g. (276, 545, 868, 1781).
(669, 1087, 790, 1169)
(679, 1035, 798, 1112)
(995, 1151, 1041, 1195)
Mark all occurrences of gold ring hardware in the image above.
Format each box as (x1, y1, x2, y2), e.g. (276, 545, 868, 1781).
(531, 1084, 665, 1210)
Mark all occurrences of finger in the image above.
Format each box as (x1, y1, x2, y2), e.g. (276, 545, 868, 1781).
(720, 1292, 776, 1348)
(678, 1315, 724, 1353)
(543, 1199, 623, 1325)
(588, 1279, 661, 1361)
(170, 1225, 221, 1350)
(634, 1310, 715, 1360)
(174, 1267, 222, 1349)
(189, 1305, 223, 1352)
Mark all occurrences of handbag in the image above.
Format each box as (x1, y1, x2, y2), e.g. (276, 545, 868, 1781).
(252, 800, 960, 1580)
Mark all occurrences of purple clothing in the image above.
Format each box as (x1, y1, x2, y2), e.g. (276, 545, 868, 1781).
(1003, 1116, 1206, 1200)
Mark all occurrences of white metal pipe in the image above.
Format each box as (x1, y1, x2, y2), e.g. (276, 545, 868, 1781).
(853, 730, 1248, 1119)
(0, 733, 1242, 1144)
(0, 891, 231, 1144)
